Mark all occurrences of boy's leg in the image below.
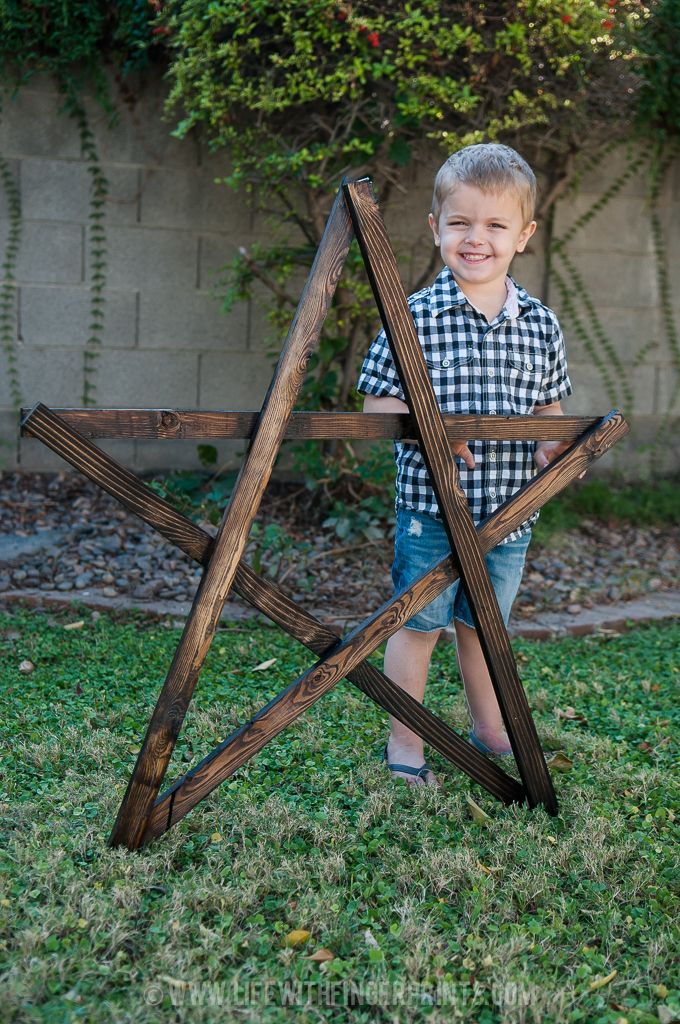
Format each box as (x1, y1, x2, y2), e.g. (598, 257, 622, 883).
(455, 621, 511, 753)
(453, 531, 532, 754)
(384, 626, 441, 785)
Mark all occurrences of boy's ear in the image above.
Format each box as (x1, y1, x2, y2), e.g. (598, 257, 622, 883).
(428, 212, 440, 245)
(516, 220, 537, 252)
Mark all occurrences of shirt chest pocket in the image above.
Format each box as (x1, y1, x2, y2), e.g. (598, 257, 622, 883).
(504, 349, 545, 411)
(424, 352, 475, 412)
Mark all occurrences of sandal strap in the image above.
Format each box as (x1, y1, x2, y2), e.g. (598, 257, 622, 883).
(385, 760, 432, 779)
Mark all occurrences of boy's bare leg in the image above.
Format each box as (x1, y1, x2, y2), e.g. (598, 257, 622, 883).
(383, 627, 441, 785)
(454, 621, 512, 753)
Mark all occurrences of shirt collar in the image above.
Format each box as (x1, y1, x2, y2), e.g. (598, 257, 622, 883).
(428, 266, 534, 319)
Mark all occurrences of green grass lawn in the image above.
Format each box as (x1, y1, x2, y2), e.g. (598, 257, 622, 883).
(1, 608, 677, 1024)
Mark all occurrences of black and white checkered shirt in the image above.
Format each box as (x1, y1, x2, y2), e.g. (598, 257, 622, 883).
(357, 267, 572, 542)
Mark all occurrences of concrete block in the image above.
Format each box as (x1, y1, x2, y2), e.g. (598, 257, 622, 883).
(246, 282, 286, 355)
(0, 346, 84, 407)
(0, 220, 83, 284)
(550, 251, 656, 311)
(565, 361, 655, 417)
(0, 410, 20, 469)
(553, 194, 654, 254)
(139, 167, 252, 234)
(575, 145, 652, 199)
(655, 364, 680, 418)
(95, 226, 197, 290)
(90, 349, 199, 407)
(84, 76, 198, 171)
(138, 287, 247, 351)
(21, 159, 90, 222)
(663, 202, 680, 271)
(198, 351, 273, 409)
(20, 285, 137, 348)
(557, 305, 662, 365)
(18, 436, 137, 473)
(21, 158, 141, 226)
(0, 88, 82, 159)
(198, 232, 244, 291)
(132, 438, 245, 473)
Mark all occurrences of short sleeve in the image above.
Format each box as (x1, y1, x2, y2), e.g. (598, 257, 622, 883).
(356, 327, 405, 400)
(535, 319, 572, 406)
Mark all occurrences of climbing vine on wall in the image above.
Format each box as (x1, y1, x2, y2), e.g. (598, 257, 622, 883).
(0, 153, 21, 409)
(0, 0, 162, 405)
(548, 0, 679, 467)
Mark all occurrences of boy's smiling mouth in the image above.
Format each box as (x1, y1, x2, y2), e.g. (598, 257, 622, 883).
(460, 252, 491, 262)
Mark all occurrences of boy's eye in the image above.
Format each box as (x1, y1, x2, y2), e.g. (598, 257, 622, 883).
(490, 222, 506, 229)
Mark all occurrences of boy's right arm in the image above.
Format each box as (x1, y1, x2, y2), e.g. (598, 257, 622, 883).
(362, 395, 475, 469)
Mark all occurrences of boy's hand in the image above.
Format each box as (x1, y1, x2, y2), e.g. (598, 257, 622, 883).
(533, 439, 568, 470)
(453, 442, 476, 470)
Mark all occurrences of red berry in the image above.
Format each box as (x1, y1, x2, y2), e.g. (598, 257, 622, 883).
(366, 31, 380, 47)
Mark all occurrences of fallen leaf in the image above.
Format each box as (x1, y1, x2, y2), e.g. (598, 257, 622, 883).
(546, 835, 558, 844)
(657, 1006, 679, 1024)
(589, 969, 617, 991)
(546, 752, 573, 773)
(210, 832, 223, 843)
(654, 984, 669, 998)
(466, 797, 491, 825)
(18, 660, 35, 674)
(363, 928, 380, 949)
(63, 620, 85, 631)
(555, 706, 588, 724)
(638, 741, 653, 752)
(252, 658, 277, 672)
(305, 948, 335, 963)
(284, 929, 310, 947)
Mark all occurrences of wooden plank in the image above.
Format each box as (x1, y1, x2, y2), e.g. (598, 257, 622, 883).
(108, 187, 355, 850)
(142, 411, 628, 836)
(344, 179, 558, 813)
(21, 407, 599, 442)
(21, 401, 629, 842)
(21, 402, 525, 817)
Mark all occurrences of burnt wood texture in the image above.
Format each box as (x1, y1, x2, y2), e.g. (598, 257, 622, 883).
(20, 177, 629, 850)
(21, 408, 598, 442)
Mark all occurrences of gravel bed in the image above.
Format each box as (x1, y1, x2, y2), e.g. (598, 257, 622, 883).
(1, 471, 677, 628)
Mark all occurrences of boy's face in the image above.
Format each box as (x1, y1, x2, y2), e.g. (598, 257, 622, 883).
(428, 183, 536, 297)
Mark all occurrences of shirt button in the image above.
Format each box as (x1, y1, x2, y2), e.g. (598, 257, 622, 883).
(490, 451, 497, 461)
(487, 368, 495, 378)
(490, 489, 497, 498)
(441, 358, 450, 368)
(526, 361, 533, 371)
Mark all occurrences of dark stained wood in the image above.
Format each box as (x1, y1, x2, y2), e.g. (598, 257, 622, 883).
(109, 188, 355, 850)
(21, 403, 526, 820)
(21, 401, 628, 843)
(142, 411, 629, 837)
(21, 408, 599, 442)
(344, 179, 558, 813)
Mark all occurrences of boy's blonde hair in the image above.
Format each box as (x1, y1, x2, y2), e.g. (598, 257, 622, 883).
(432, 143, 537, 226)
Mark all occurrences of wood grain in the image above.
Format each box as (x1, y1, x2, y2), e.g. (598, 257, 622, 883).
(21, 402, 628, 842)
(142, 411, 628, 837)
(21, 403, 526, 824)
(21, 408, 599, 442)
(108, 187, 355, 850)
(345, 179, 559, 813)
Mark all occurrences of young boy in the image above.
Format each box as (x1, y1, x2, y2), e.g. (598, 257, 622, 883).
(356, 143, 572, 786)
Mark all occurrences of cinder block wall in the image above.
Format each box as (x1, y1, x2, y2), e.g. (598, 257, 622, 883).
(1, 75, 678, 476)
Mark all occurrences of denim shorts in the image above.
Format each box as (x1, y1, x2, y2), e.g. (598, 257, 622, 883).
(392, 508, 531, 633)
